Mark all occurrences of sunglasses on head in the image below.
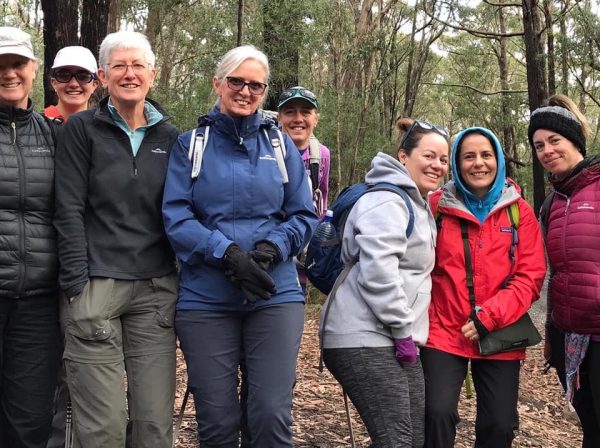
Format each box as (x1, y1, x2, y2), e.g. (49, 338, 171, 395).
(400, 119, 449, 148)
(225, 76, 268, 95)
(278, 87, 317, 105)
(53, 70, 96, 84)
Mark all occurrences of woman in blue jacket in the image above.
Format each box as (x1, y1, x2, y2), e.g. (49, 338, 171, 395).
(163, 45, 317, 447)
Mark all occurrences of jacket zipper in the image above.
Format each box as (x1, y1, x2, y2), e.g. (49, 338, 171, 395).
(12, 121, 26, 295)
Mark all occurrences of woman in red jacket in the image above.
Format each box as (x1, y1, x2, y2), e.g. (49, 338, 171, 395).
(529, 95, 600, 448)
(422, 127, 546, 448)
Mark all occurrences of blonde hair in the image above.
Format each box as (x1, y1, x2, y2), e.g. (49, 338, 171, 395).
(546, 94, 591, 139)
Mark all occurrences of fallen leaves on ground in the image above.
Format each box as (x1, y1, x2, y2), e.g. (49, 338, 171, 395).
(173, 305, 582, 447)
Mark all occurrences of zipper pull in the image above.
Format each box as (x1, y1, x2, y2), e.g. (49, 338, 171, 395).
(11, 122, 16, 145)
(239, 137, 244, 145)
(564, 197, 570, 215)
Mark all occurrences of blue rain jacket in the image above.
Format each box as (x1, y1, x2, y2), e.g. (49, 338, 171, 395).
(163, 107, 318, 311)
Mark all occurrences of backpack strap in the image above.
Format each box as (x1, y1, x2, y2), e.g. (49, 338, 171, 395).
(500, 201, 520, 288)
(308, 135, 321, 192)
(539, 191, 555, 240)
(368, 183, 415, 237)
(264, 126, 289, 184)
(188, 125, 210, 179)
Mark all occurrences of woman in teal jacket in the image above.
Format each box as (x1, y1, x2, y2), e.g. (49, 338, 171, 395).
(162, 45, 317, 447)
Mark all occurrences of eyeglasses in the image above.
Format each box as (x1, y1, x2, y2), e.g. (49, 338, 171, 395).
(53, 70, 96, 84)
(107, 63, 149, 74)
(225, 76, 268, 95)
(400, 120, 449, 148)
(277, 87, 317, 107)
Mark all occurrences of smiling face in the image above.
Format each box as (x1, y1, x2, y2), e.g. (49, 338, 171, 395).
(97, 47, 155, 110)
(213, 59, 266, 117)
(0, 53, 36, 109)
(398, 132, 449, 196)
(533, 129, 583, 179)
(51, 67, 97, 113)
(458, 133, 498, 198)
(278, 99, 319, 149)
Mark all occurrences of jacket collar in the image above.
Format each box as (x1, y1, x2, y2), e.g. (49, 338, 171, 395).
(0, 99, 34, 125)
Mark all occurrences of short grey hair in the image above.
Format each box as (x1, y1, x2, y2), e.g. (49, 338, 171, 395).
(214, 45, 269, 85)
(98, 31, 155, 68)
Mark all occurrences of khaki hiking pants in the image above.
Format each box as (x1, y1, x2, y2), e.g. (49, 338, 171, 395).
(62, 274, 177, 448)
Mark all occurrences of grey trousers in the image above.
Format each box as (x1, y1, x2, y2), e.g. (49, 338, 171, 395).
(62, 275, 177, 448)
(323, 346, 425, 448)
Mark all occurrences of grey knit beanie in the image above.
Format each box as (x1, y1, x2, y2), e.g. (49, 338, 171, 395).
(528, 105, 586, 156)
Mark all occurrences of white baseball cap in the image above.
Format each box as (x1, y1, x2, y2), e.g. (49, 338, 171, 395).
(0, 27, 35, 60)
(52, 46, 97, 73)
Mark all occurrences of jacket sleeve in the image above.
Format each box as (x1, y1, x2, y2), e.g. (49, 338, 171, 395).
(54, 115, 91, 298)
(352, 194, 415, 339)
(477, 199, 547, 332)
(263, 134, 319, 260)
(162, 132, 234, 267)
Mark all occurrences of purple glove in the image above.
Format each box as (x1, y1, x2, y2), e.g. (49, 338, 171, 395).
(394, 336, 418, 366)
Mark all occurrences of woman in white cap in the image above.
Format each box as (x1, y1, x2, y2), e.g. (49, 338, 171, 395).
(0, 27, 61, 447)
(44, 46, 98, 123)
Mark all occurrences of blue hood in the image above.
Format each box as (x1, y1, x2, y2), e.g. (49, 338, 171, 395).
(451, 127, 506, 223)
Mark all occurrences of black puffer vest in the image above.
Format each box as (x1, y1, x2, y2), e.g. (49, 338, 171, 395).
(0, 101, 57, 298)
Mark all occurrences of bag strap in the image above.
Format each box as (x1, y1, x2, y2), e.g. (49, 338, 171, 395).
(308, 135, 321, 191)
(264, 126, 289, 184)
(501, 202, 519, 288)
(188, 125, 210, 179)
(460, 220, 477, 310)
(539, 191, 555, 240)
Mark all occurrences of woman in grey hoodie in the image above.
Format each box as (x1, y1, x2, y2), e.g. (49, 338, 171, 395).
(320, 118, 449, 447)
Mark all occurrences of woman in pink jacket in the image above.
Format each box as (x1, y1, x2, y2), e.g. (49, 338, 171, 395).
(423, 127, 546, 448)
(530, 94, 600, 448)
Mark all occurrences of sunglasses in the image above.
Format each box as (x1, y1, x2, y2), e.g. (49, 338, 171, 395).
(53, 70, 96, 84)
(400, 120, 449, 148)
(225, 76, 268, 95)
(278, 87, 317, 106)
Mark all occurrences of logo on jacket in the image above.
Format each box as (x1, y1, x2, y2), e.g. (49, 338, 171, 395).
(500, 227, 512, 233)
(577, 202, 594, 210)
(259, 154, 277, 161)
(32, 147, 51, 153)
(152, 148, 167, 154)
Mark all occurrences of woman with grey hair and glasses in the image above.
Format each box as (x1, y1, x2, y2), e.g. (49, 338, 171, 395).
(163, 45, 317, 447)
(54, 30, 179, 447)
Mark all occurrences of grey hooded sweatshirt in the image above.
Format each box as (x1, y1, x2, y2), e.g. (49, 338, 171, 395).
(320, 152, 437, 348)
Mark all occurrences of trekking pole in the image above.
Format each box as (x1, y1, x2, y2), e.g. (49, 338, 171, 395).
(65, 399, 73, 448)
(342, 391, 356, 448)
(173, 387, 191, 448)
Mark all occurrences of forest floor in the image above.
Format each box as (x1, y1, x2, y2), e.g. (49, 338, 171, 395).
(173, 290, 583, 447)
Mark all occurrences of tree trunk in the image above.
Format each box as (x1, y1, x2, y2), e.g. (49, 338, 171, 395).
(237, 0, 244, 46)
(41, 0, 78, 107)
(80, 0, 112, 61)
(522, 0, 548, 211)
(544, 0, 556, 95)
(498, 1, 514, 178)
(262, 0, 300, 111)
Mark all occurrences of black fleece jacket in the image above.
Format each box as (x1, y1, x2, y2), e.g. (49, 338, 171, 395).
(54, 97, 179, 297)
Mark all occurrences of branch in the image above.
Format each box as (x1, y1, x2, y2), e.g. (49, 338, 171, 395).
(422, 82, 527, 95)
(422, 3, 524, 38)
(482, 0, 522, 8)
(573, 72, 600, 109)
(505, 154, 527, 168)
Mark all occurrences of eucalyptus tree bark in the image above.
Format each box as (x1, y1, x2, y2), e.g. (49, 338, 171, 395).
(41, 0, 78, 107)
(522, 0, 548, 211)
(80, 0, 111, 60)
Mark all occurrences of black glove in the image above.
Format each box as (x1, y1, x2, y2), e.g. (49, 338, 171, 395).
(469, 310, 490, 338)
(223, 244, 276, 303)
(250, 240, 282, 271)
